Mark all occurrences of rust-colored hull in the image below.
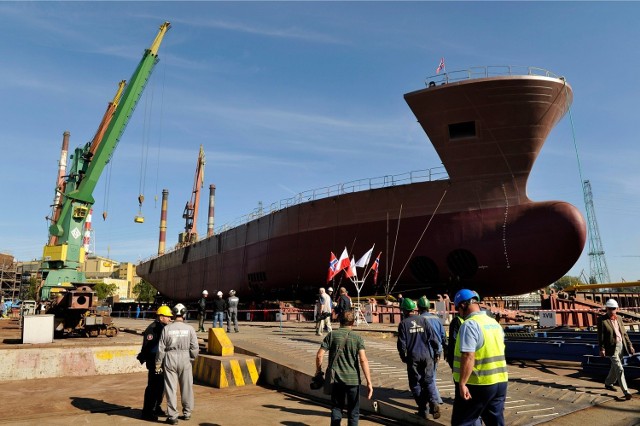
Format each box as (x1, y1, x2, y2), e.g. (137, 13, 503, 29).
(137, 69, 586, 301)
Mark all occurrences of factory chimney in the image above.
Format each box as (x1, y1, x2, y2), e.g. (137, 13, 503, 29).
(158, 189, 169, 255)
(207, 184, 216, 237)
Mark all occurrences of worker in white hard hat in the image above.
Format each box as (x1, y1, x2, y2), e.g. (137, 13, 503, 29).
(196, 290, 209, 332)
(226, 290, 240, 333)
(598, 299, 635, 400)
(212, 291, 226, 329)
(156, 303, 199, 424)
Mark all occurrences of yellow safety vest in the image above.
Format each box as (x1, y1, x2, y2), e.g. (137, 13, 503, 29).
(452, 313, 508, 385)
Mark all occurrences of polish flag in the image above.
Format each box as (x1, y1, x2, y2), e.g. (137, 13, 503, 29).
(346, 256, 357, 279)
(436, 57, 445, 74)
(327, 251, 339, 282)
(355, 245, 374, 268)
(371, 252, 382, 284)
(337, 247, 350, 272)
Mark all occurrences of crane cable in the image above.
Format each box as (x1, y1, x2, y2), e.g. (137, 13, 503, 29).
(154, 42, 169, 208)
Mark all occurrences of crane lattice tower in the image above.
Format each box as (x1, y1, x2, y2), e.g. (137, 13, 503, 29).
(582, 180, 611, 284)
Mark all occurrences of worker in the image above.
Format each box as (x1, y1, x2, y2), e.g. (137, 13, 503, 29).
(417, 296, 445, 405)
(197, 290, 208, 332)
(156, 303, 199, 424)
(137, 305, 173, 421)
(315, 287, 333, 336)
(598, 299, 634, 400)
(315, 309, 374, 425)
(451, 289, 508, 426)
(212, 291, 226, 329)
(226, 290, 239, 333)
(397, 298, 441, 420)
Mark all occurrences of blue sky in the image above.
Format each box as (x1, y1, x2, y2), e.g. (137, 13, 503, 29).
(1, 2, 639, 284)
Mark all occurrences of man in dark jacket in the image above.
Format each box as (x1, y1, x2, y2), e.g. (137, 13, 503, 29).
(397, 298, 441, 420)
(197, 290, 208, 332)
(598, 299, 635, 400)
(212, 291, 226, 329)
(334, 287, 352, 320)
(138, 305, 173, 421)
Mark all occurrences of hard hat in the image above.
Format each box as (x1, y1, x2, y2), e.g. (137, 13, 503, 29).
(453, 289, 480, 308)
(172, 303, 187, 317)
(327, 287, 333, 292)
(417, 296, 430, 309)
(156, 305, 173, 317)
(605, 299, 619, 309)
(229, 290, 236, 296)
(400, 297, 417, 311)
(216, 291, 223, 297)
(202, 290, 208, 295)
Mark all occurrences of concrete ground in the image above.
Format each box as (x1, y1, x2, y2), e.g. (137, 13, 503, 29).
(2, 316, 640, 425)
(0, 371, 388, 425)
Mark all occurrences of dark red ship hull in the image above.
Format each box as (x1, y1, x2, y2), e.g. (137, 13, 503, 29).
(137, 68, 586, 302)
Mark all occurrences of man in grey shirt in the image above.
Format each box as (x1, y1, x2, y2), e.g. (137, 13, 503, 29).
(156, 303, 199, 424)
(227, 290, 240, 333)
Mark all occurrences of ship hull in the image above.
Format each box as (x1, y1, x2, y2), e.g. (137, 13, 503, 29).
(137, 68, 586, 302)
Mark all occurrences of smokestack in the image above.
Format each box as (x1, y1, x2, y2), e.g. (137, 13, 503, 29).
(158, 189, 168, 255)
(207, 184, 216, 237)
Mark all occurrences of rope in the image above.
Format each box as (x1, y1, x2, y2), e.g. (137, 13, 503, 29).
(389, 188, 448, 294)
(154, 42, 169, 208)
(384, 204, 402, 297)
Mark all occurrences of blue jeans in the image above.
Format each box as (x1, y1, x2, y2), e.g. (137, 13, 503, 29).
(331, 382, 360, 426)
(406, 358, 438, 412)
(213, 312, 224, 328)
(452, 381, 507, 426)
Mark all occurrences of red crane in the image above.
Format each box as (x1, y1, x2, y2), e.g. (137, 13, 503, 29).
(179, 145, 206, 245)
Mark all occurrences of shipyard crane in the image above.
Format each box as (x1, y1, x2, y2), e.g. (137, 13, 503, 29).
(40, 22, 171, 336)
(582, 180, 611, 284)
(178, 145, 206, 246)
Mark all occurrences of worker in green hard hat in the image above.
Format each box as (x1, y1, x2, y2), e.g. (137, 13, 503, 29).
(397, 297, 441, 420)
(418, 296, 445, 406)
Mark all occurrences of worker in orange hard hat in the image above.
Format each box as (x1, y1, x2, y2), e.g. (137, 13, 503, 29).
(138, 305, 173, 421)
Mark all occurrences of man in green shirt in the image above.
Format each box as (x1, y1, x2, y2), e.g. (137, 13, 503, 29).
(315, 310, 374, 425)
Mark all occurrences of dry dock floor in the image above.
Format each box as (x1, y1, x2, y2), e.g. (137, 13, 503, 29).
(1, 316, 639, 425)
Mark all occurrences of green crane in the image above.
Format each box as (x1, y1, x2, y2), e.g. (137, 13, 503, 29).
(41, 22, 171, 301)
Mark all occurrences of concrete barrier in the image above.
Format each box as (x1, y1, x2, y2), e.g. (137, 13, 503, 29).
(193, 353, 260, 388)
(0, 344, 146, 381)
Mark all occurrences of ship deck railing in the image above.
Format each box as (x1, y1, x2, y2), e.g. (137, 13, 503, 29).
(215, 166, 448, 233)
(138, 167, 448, 264)
(425, 65, 562, 87)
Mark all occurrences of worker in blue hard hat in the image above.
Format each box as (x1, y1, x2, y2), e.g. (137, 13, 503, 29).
(397, 297, 441, 420)
(451, 289, 508, 426)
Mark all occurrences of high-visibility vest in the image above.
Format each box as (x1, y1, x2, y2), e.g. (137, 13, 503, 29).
(452, 313, 508, 385)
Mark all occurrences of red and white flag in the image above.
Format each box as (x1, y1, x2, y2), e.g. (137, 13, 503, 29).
(337, 247, 350, 272)
(371, 252, 382, 284)
(327, 251, 339, 282)
(346, 256, 357, 279)
(436, 57, 445, 74)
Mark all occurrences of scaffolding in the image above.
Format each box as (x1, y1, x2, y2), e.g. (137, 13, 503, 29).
(0, 253, 21, 301)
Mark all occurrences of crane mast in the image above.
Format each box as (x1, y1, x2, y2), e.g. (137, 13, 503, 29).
(179, 145, 206, 246)
(40, 22, 171, 301)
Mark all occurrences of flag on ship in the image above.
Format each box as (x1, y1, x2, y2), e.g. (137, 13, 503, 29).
(327, 251, 339, 282)
(355, 245, 374, 268)
(436, 57, 445, 74)
(371, 252, 382, 284)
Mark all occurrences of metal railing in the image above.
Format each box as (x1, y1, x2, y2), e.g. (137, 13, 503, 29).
(214, 167, 448, 233)
(424, 66, 562, 87)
